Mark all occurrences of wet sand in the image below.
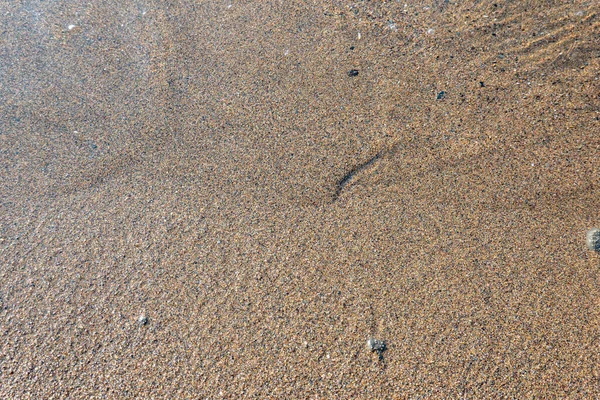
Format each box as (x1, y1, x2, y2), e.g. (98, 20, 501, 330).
(1, 0, 600, 398)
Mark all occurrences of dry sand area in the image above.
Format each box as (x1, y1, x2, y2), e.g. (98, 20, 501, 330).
(1, 0, 600, 398)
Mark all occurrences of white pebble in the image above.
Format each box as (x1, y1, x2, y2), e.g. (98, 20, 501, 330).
(367, 338, 386, 352)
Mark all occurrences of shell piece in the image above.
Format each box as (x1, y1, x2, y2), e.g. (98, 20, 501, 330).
(367, 338, 387, 361)
(586, 228, 600, 252)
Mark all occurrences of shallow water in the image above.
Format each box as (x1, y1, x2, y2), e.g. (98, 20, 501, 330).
(2, 1, 599, 397)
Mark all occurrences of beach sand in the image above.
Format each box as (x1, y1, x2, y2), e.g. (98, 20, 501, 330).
(2, 0, 600, 397)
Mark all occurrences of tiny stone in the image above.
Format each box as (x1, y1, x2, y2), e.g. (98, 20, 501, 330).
(436, 91, 446, 100)
(137, 315, 149, 325)
(348, 69, 359, 77)
(586, 228, 600, 252)
(367, 338, 386, 352)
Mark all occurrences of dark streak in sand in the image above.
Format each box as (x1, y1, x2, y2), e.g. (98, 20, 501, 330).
(332, 151, 384, 202)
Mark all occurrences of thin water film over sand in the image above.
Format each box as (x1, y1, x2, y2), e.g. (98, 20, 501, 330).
(1, 0, 599, 398)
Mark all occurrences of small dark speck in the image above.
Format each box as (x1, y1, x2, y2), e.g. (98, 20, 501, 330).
(348, 69, 359, 77)
(349, 46, 355, 50)
(436, 91, 446, 100)
(479, 81, 485, 87)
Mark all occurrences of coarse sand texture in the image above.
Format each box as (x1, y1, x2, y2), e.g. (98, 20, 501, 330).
(1, 1, 599, 398)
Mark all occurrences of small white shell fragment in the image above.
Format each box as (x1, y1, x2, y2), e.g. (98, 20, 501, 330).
(586, 228, 600, 252)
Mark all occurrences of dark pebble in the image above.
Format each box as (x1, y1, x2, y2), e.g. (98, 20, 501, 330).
(437, 91, 446, 100)
(348, 69, 359, 77)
